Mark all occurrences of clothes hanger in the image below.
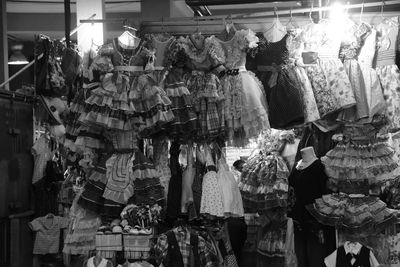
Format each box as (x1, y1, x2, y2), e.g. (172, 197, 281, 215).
(286, 8, 299, 30)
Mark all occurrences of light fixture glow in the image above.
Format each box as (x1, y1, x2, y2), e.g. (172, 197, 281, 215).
(329, 2, 346, 21)
(8, 44, 28, 65)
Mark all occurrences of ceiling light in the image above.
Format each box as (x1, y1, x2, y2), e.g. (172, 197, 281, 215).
(8, 44, 28, 65)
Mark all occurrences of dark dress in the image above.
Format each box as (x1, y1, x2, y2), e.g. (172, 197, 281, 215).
(166, 141, 183, 225)
(252, 34, 304, 129)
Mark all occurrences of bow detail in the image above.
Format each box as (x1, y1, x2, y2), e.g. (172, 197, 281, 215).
(257, 63, 283, 87)
(144, 49, 156, 71)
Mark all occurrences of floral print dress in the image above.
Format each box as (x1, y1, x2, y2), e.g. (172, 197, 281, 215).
(376, 16, 400, 132)
(299, 20, 356, 118)
(216, 29, 270, 146)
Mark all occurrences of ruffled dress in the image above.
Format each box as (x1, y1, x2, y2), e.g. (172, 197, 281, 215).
(78, 152, 110, 214)
(179, 35, 226, 141)
(322, 121, 400, 193)
(63, 190, 101, 255)
(132, 34, 176, 138)
(286, 29, 320, 124)
(306, 193, 398, 235)
(252, 33, 304, 129)
(299, 20, 356, 118)
(129, 150, 165, 206)
(239, 151, 290, 213)
(102, 130, 137, 216)
(79, 38, 146, 131)
(216, 29, 270, 146)
(375, 16, 400, 132)
(200, 147, 224, 217)
(337, 21, 371, 121)
(164, 38, 198, 141)
(217, 157, 244, 217)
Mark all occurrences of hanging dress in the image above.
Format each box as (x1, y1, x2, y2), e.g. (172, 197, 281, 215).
(322, 120, 400, 194)
(358, 27, 386, 119)
(375, 16, 400, 132)
(216, 29, 270, 146)
(132, 34, 176, 138)
(299, 20, 356, 118)
(180, 35, 226, 141)
(337, 21, 371, 122)
(164, 38, 198, 141)
(217, 157, 244, 217)
(200, 146, 224, 217)
(239, 131, 290, 212)
(79, 38, 146, 131)
(252, 33, 304, 129)
(286, 28, 321, 124)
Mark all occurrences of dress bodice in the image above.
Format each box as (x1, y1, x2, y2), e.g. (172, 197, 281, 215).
(143, 34, 175, 68)
(376, 16, 399, 66)
(178, 35, 225, 71)
(98, 38, 147, 67)
(217, 29, 259, 69)
(253, 34, 289, 66)
(358, 28, 377, 68)
(300, 20, 342, 59)
(286, 29, 304, 61)
(339, 22, 371, 61)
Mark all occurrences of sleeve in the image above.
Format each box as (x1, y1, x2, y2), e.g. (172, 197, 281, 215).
(149, 234, 169, 266)
(98, 43, 114, 56)
(29, 218, 42, 232)
(369, 251, 380, 267)
(198, 236, 219, 267)
(324, 250, 337, 267)
(208, 37, 225, 67)
(238, 29, 259, 51)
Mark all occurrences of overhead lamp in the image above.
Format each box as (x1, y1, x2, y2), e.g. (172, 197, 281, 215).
(8, 44, 29, 65)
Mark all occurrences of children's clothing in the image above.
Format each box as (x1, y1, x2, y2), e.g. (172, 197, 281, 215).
(30, 215, 69, 254)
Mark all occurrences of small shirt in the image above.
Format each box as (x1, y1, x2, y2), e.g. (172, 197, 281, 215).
(324, 242, 379, 267)
(29, 215, 69, 254)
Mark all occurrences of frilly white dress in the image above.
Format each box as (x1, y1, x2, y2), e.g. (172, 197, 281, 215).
(216, 29, 270, 146)
(217, 157, 244, 217)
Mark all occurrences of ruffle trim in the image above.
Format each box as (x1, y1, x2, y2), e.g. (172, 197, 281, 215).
(324, 143, 395, 159)
(166, 85, 191, 98)
(102, 184, 134, 205)
(78, 110, 139, 131)
(306, 193, 398, 233)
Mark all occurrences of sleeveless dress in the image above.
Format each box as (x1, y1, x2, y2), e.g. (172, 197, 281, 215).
(79, 39, 146, 131)
(217, 157, 244, 217)
(337, 21, 371, 122)
(286, 29, 320, 123)
(200, 147, 224, 217)
(164, 38, 198, 141)
(252, 33, 304, 129)
(300, 20, 356, 118)
(375, 16, 400, 132)
(133, 34, 176, 138)
(216, 29, 270, 146)
(180, 35, 226, 141)
(358, 28, 386, 119)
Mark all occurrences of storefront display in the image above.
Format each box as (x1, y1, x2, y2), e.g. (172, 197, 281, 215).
(19, 4, 400, 267)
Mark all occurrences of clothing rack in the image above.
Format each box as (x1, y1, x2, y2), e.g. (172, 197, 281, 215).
(141, 0, 400, 34)
(0, 13, 96, 90)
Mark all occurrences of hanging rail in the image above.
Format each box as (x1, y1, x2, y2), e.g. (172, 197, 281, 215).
(142, 0, 400, 23)
(0, 13, 96, 90)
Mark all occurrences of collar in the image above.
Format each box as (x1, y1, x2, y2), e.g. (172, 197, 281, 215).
(344, 241, 362, 255)
(296, 157, 318, 170)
